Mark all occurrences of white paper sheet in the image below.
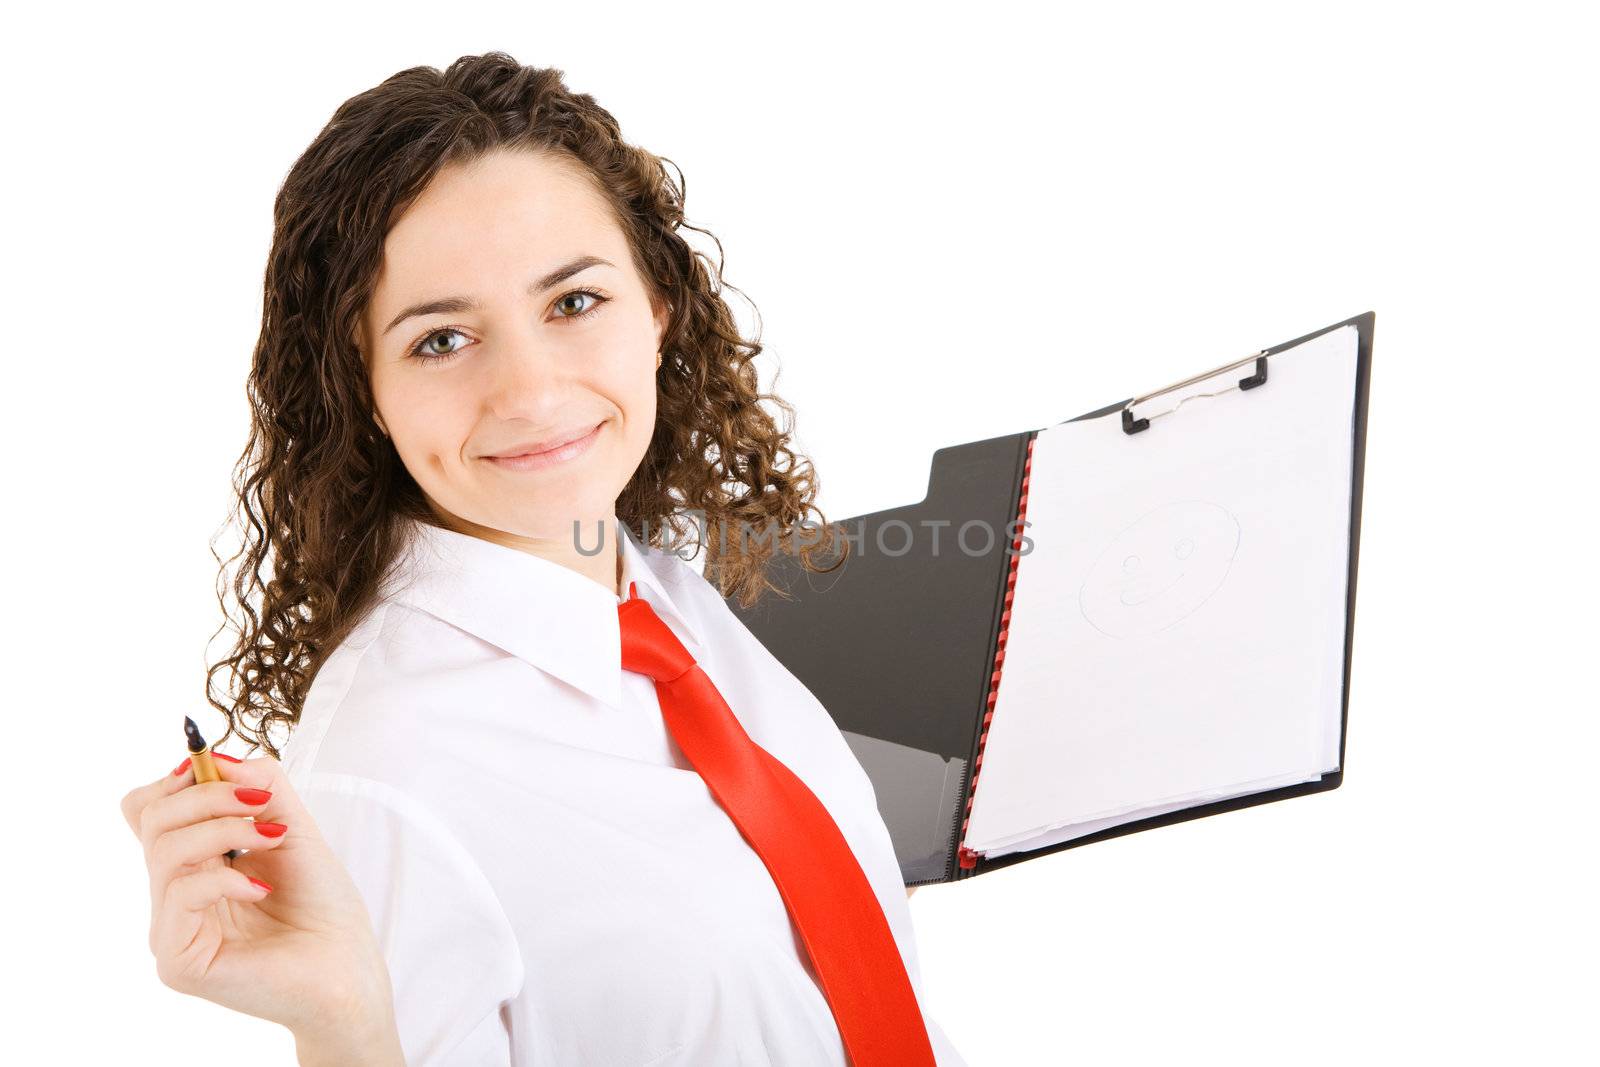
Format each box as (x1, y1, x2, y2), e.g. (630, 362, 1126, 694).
(963, 325, 1358, 855)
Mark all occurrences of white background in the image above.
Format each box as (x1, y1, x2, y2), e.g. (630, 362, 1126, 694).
(6, 2, 1595, 1063)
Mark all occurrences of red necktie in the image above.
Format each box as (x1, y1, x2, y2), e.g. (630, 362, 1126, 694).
(618, 582, 937, 1066)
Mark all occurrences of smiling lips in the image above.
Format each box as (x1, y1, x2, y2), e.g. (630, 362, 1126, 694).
(483, 421, 604, 471)
(486, 422, 601, 459)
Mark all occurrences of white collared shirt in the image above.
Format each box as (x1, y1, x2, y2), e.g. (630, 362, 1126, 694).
(281, 516, 965, 1066)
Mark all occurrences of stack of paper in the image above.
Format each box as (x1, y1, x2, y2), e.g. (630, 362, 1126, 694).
(965, 326, 1358, 859)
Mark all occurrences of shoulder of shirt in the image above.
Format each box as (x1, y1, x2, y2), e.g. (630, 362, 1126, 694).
(282, 592, 505, 788)
(280, 599, 396, 788)
(297, 769, 523, 922)
(288, 770, 527, 1007)
(278, 606, 523, 975)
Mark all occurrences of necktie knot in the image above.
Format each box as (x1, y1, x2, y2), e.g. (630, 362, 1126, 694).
(618, 584, 697, 683)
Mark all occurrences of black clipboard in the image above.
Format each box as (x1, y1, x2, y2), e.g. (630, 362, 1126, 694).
(727, 312, 1374, 885)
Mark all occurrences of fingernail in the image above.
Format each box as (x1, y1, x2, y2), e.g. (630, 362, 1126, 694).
(247, 876, 274, 893)
(171, 757, 191, 777)
(213, 752, 243, 763)
(253, 822, 288, 838)
(235, 787, 273, 806)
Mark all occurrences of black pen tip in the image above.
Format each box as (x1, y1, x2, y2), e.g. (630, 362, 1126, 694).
(184, 715, 207, 753)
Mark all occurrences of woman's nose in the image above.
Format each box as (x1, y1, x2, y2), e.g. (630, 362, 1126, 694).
(488, 334, 565, 393)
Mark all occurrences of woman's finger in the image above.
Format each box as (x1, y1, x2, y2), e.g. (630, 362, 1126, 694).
(148, 811, 290, 892)
(150, 866, 275, 992)
(120, 749, 248, 839)
(128, 752, 308, 847)
(138, 777, 280, 856)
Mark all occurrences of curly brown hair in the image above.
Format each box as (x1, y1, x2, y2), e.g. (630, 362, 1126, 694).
(205, 52, 847, 759)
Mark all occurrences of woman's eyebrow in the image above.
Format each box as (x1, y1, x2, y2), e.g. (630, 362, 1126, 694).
(381, 254, 616, 336)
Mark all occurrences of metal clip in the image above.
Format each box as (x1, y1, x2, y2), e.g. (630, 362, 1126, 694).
(1122, 350, 1269, 435)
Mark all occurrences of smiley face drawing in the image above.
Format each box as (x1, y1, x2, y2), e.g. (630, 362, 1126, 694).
(1078, 500, 1240, 639)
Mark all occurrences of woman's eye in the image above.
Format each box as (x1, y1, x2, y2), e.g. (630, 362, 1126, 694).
(554, 290, 605, 318)
(409, 328, 469, 363)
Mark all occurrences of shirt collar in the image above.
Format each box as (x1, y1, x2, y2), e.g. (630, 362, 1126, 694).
(380, 516, 705, 712)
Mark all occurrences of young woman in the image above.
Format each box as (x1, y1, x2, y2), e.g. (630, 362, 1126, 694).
(120, 53, 965, 1065)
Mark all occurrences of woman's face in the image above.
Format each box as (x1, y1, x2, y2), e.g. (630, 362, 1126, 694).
(359, 147, 667, 544)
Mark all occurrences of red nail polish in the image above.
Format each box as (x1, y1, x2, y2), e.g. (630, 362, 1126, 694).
(247, 876, 274, 893)
(235, 787, 273, 806)
(213, 752, 243, 763)
(171, 757, 191, 777)
(253, 822, 288, 838)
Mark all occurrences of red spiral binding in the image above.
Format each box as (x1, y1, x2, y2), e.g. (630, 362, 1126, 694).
(956, 433, 1035, 871)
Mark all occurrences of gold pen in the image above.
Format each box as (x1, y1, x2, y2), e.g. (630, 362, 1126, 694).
(184, 715, 241, 861)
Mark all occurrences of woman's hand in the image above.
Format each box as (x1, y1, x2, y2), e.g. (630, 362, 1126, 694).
(121, 751, 404, 1060)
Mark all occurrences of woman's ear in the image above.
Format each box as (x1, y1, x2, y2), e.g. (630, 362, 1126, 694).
(652, 294, 672, 352)
(373, 410, 389, 437)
